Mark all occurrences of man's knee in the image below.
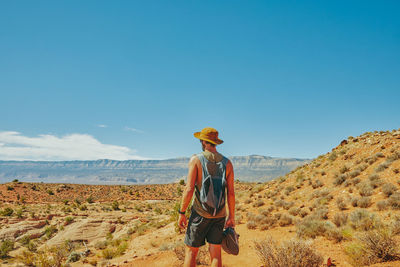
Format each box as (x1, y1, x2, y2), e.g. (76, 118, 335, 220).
(208, 243, 221, 257)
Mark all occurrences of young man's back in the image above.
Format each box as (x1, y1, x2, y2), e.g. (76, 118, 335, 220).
(178, 127, 235, 267)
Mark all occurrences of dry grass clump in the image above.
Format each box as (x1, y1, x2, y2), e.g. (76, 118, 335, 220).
(288, 207, 300, 216)
(311, 179, 323, 189)
(357, 182, 374, 197)
(333, 174, 348, 186)
(357, 197, 372, 208)
(278, 214, 294, 226)
(274, 199, 294, 210)
(345, 229, 400, 266)
(247, 220, 257, 229)
(349, 209, 382, 231)
(382, 183, 398, 197)
(375, 162, 390, 172)
(333, 212, 348, 227)
(376, 200, 388, 211)
(388, 192, 400, 209)
(253, 199, 264, 207)
(254, 236, 323, 267)
(336, 196, 348, 210)
(0, 240, 14, 259)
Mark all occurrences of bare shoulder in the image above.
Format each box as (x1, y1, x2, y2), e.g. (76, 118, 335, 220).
(189, 154, 200, 166)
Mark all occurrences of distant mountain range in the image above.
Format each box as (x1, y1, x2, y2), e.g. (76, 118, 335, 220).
(0, 155, 309, 184)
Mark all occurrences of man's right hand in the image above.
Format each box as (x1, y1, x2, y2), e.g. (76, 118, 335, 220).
(178, 213, 187, 229)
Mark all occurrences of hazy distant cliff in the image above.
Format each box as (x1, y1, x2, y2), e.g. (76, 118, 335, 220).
(0, 155, 309, 184)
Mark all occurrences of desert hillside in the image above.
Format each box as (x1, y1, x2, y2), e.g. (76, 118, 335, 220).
(1, 129, 400, 267)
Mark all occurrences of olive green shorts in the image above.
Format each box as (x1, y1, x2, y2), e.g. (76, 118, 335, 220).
(184, 209, 226, 247)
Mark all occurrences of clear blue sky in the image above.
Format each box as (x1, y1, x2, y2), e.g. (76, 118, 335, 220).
(1, 1, 399, 160)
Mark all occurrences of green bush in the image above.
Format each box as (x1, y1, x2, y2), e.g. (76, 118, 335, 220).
(0, 240, 14, 258)
(345, 229, 400, 266)
(349, 209, 382, 231)
(0, 207, 14, 216)
(112, 201, 119, 211)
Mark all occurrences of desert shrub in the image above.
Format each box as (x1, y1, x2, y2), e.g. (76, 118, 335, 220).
(288, 207, 300, 216)
(388, 192, 400, 209)
(44, 225, 58, 239)
(7, 185, 14, 191)
(358, 182, 374, 197)
(336, 197, 348, 210)
(284, 186, 295, 195)
(352, 177, 361, 185)
(311, 208, 329, 220)
(254, 236, 323, 267)
(325, 227, 346, 243)
(349, 209, 382, 231)
(329, 152, 338, 161)
(260, 217, 278, 230)
(279, 214, 293, 226)
(296, 218, 331, 239)
(259, 209, 269, 216)
(86, 196, 94, 203)
(312, 179, 323, 189)
(375, 162, 390, 172)
(340, 165, 350, 174)
(274, 199, 293, 209)
(253, 199, 264, 207)
(333, 174, 347, 186)
(358, 197, 372, 208)
(64, 216, 74, 226)
(391, 216, 400, 235)
(356, 163, 368, 172)
(366, 155, 379, 165)
(47, 189, 54, 195)
(351, 197, 359, 207)
(255, 214, 266, 223)
(387, 151, 400, 162)
(333, 212, 348, 227)
(345, 229, 400, 266)
(247, 220, 257, 229)
(382, 183, 398, 197)
(112, 201, 119, 211)
(376, 200, 388, 211)
(0, 240, 14, 258)
(244, 198, 252, 204)
(0, 207, 14, 216)
(349, 169, 361, 178)
(299, 209, 308, 218)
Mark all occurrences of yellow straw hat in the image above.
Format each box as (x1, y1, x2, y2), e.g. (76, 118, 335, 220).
(194, 127, 224, 145)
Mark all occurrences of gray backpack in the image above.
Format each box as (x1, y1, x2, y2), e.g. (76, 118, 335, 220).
(197, 153, 228, 216)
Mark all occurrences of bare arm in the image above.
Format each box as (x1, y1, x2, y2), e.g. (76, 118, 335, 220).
(178, 156, 198, 229)
(225, 160, 235, 227)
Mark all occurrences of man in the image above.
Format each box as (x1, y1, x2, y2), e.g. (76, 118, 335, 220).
(178, 127, 235, 267)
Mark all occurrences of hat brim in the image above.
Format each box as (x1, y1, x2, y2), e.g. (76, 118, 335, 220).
(194, 132, 223, 145)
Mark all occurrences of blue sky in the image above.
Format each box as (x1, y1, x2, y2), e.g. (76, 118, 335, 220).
(1, 1, 399, 160)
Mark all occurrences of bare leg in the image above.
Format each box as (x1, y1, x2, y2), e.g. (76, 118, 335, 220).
(184, 246, 199, 267)
(209, 243, 222, 267)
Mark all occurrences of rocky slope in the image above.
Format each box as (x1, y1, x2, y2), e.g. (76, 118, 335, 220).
(0, 155, 308, 184)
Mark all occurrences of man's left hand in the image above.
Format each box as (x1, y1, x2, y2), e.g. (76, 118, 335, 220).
(225, 216, 235, 228)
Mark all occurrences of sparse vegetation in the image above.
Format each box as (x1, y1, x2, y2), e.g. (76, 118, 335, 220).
(254, 236, 323, 267)
(0, 240, 14, 259)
